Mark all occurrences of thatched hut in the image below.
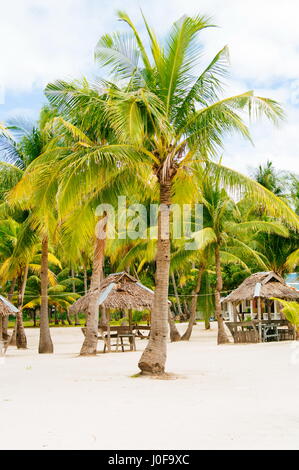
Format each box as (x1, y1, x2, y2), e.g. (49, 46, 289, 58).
(0, 295, 19, 316)
(70, 272, 180, 351)
(222, 271, 299, 343)
(0, 295, 19, 341)
(70, 271, 155, 315)
(70, 272, 159, 352)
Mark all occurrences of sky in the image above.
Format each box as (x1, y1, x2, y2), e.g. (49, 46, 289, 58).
(1, 0, 299, 175)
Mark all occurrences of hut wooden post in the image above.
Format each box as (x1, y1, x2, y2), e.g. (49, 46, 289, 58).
(232, 302, 238, 322)
(267, 300, 271, 321)
(232, 302, 238, 342)
(128, 309, 133, 333)
(274, 300, 278, 320)
(250, 300, 254, 318)
(107, 309, 111, 353)
(257, 297, 262, 342)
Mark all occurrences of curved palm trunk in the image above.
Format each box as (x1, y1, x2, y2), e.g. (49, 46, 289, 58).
(171, 271, 183, 318)
(83, 266, 88, 294)
(168, 309, 181, 342)
(215, 245, 230, 344)
(71, 268, 80, 325)
(66, 309, 73, 325)
(39, 236, 53, 353)
(16, 266, 28, 349)
(139, 181, 171, 375)
(80, 218, 106, 356)
(181, 265, 204, 341)
(204, 317, 211, 330)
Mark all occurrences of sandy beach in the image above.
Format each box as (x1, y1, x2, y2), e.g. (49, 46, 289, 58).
(1, 322, 299, 450)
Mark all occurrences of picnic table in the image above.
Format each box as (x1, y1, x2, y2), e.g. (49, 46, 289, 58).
(81, 324, 151, 353)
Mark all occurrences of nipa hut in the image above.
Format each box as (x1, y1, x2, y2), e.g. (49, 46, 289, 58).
(70, 271, 155, 314)
(70, 272, 157, 352)
(222, 271, 299, 343)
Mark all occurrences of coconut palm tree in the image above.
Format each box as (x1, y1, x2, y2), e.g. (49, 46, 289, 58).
(19, 103, 155, 355)
(253, 161, 286, 197)
(189, 162, 292, 343)
(22, 275, 79, 322)
(44, 11, 296, 373)
(0, 111, 58, 347)
(7, 107, 60, 353)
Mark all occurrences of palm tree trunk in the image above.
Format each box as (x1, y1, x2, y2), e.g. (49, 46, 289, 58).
(80, 218, 106, 356)
(3, 278, 16, 341)
(171, 271, 183, 318)
(168, 309, 181, 342)
(139, 180, 171, 375)
(71, 268, 80, 325)
(89, 225, 106, 291)
(39, 236, 53, 353)
(16, 266, 28, 349)
(83, 266, 88, 294)
(215, 244, 230, 344)
(66, 309, 73, 325)
(181, 265, 204, 341)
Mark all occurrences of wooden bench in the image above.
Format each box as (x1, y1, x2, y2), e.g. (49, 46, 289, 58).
(226, 320, 294, 343)
(81, 326, 137, 352)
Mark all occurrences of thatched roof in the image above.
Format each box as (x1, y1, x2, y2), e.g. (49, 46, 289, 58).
(69, 272, 155, 315)
(0, 295, 19, 316)
(223, 271, 299, 303)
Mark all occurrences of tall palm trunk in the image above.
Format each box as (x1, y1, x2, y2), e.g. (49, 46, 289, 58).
(16, 266, 28, 349)
(80, 217, 106, 356)
(181, 265, 204, 341)
(83, 266, 88, 294)
(139, 180, 172, 375)
(204, 317, 211, 330)
(39, 236, 53, 353)
(171, 271, 183, 318)
(215, 244, 229, 344)
(71, 268, 80, 325)
(2, 278, 16, 341)
(168, 309, 181, 342)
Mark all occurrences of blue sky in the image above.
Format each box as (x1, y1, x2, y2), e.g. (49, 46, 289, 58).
(1, 0, 299, 175)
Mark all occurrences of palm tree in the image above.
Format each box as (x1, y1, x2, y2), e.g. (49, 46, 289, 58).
(45, 11, 292, 373)
(254, 231, 299, 276)
(0, 216, 40, 347)
(0, 112, 57, 347)
(7, 107, 59, 353)
(253, 161, 286, 196)
(20, 105, 155, 355)
(190, 162, 291, 343)
(22, 274, 79, 323)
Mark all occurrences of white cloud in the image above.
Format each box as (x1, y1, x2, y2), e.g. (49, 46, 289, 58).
(1, 0, 299, 172)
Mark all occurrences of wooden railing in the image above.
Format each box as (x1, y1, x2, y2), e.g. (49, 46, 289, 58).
(225, 320, 294, 343)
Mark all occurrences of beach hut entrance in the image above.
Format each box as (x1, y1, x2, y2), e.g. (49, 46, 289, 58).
(222, 272, 299, 343)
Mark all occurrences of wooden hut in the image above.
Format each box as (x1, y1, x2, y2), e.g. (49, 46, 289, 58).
(69, 272, 156, 351)
(0, 294, 19, 341)
(70, 272, 155, 314)
(222, 271, 299, 343)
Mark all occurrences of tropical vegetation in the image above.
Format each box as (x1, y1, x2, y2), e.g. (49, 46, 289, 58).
(0, 12, 298, 375)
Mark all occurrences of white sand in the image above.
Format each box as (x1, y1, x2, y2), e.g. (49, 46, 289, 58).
(1, 322, 299, 450)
